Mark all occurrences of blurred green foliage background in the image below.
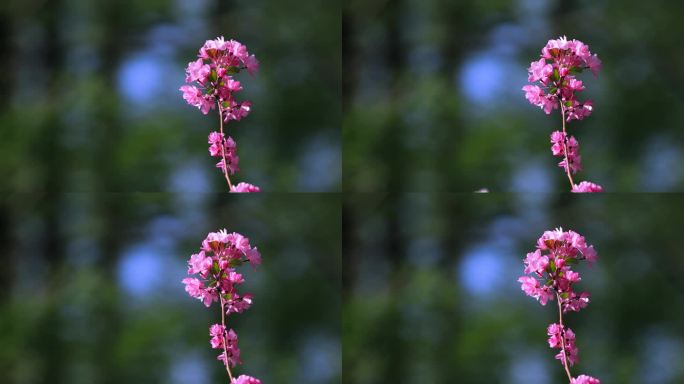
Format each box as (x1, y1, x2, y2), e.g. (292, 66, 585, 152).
(343, 193, 684, 383)
(0, 193, 341, 383)
(343, 0, 684, 192)
(0, 0, 341, 192)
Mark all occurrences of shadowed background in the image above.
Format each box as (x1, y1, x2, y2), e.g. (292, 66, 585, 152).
(0, 0, 341, 192)
(343, 0, 684, 192)
(344, 193, 684, 383)
(0, 193, 341, 383)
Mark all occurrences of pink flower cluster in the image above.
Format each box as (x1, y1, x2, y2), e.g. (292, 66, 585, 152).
(182, 229, 262, 382)
(548, 323, 578, 366)
(519, 228, 596, 311)
(571, 181, 603, 193)
(518, 228, 600, 383)
(180, 37, 257, 118)
(571, 375, 601, 384)
(209, 132, 240, 176)
(522, 36, 603, 193)
(523, 36, 600, 120)
(180, 37, 260, 192)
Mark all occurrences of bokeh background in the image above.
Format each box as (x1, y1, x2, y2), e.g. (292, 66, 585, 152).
(0, 0, 341, 192)
(0, 193, 341, 383)
(343, 0, 684, 192)
(344, 193, 684, 383)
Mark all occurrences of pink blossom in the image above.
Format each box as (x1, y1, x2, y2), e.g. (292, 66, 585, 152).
(209, 324, 226, 349)
(205, 229, 230, 247)
(546, 323, 564, 348)
(225, 293, 253, 315)
(565, 100, 593, 122)
(230, 182, 261, 193)
(572, 181, 604, 193)
(563, 291, 591, 313)
(225, 79, 243, 92)
(188, 251, 213, 275)
(523, 249, 549, 274)
(583, 245, 598, 264)
(225, 40, 248, 60)
(550, 131, 566, 156)
(572, 375, 601, 384)
(180, 84, 202, 106)
(229, 232, 250, 252)
(227, 271, 245, 285)
(585, 55, 602, 76)
(528, 58, 553, 83)
(246, 247, 262, 267)
(233, 375, 261, 384)
(564, 270, 581, 283)
(518, 276, 554, 305)
(201, 288, 218, 307)
(224, 101, 252, 122)
(182, 277, 217, 307)
(572, 41, 591, 60)
(182, 277, 203, 298)
(567, 78, 584, 91)
(186, 58, 211, 83)
(522, 85, 557, 114)
(208, 131, 224, 144)
(244, 55, 259, 76)
(216, 155, 240, 175)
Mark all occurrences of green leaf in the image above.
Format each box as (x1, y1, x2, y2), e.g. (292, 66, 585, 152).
(229, 259, 242, 268)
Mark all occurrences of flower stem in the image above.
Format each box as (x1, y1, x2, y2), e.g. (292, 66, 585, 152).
(217, 102, 233, 190)
(220, 296, 234, 381)
(559, 103, 575, 189)
(556, 292, 573, 383)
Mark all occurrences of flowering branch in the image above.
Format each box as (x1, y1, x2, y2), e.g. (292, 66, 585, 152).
(182, 229, 263, 384)
(523, 36, 603, 193)
(518, 228, 601, 384)
(180, 37, 261, 193)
